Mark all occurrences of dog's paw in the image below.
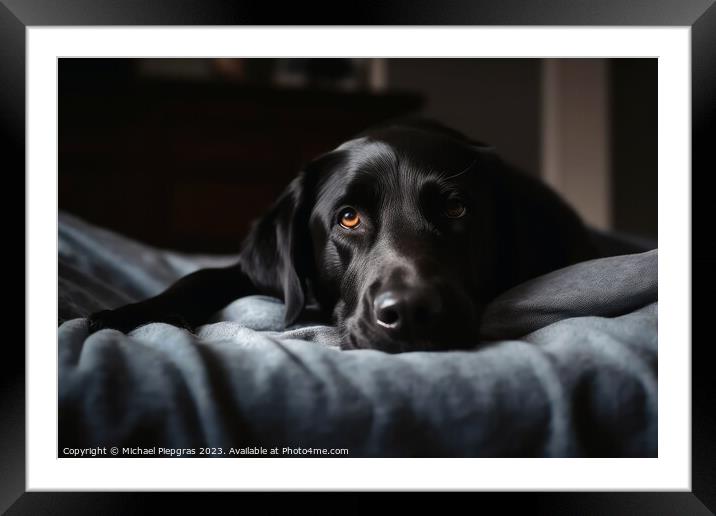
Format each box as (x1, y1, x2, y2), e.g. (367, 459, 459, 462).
(88, 304, 192, 334)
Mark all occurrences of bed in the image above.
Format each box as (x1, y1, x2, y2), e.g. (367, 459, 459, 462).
(58, 211, 657, 457)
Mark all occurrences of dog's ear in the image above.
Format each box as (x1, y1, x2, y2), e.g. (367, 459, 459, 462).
(238, 152, 339, 327)
(237, 174, 312, 327)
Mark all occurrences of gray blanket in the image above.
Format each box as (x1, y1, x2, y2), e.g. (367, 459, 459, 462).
(58, 212, 657, 457)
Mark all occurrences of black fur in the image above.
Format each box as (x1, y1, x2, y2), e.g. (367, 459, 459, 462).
(89, 120, 596, 352)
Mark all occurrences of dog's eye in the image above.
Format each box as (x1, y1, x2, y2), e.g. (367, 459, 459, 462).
(338, 207, 361, 229)
(444, 198, 466, 218)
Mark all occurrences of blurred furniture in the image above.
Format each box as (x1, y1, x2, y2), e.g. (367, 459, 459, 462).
(59, 69, 422, 253)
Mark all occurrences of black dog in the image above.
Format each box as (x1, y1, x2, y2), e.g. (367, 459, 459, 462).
(89, 119, 596, 352)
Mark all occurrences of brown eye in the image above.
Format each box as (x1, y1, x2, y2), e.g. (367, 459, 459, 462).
(444, 198, 466, 218)
(339, 207, 361, 229)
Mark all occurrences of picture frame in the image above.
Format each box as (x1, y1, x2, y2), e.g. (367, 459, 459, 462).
(4, 0, 714, 511)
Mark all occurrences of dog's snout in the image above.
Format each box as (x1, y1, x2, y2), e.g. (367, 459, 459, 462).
(373, 287, 442, 341)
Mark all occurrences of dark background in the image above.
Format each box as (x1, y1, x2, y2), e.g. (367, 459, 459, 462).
(59, 58, 657, 253)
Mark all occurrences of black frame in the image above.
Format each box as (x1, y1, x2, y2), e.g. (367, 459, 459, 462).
(4, 0, 715, 512)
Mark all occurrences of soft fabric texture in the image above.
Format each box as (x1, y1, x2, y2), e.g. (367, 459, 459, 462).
(58, 212, 657, 457)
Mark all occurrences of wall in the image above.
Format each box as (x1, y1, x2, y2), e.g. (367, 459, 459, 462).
(387, 58, 543, 176)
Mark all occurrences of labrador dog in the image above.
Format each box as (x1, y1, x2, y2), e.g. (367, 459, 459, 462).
(89, 119, 596, 352)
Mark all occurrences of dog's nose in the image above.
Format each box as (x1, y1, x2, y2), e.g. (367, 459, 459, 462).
(373, 288, 442, 341)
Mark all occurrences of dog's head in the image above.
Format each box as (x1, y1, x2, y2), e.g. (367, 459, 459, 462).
(240, 121, 594, 352)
